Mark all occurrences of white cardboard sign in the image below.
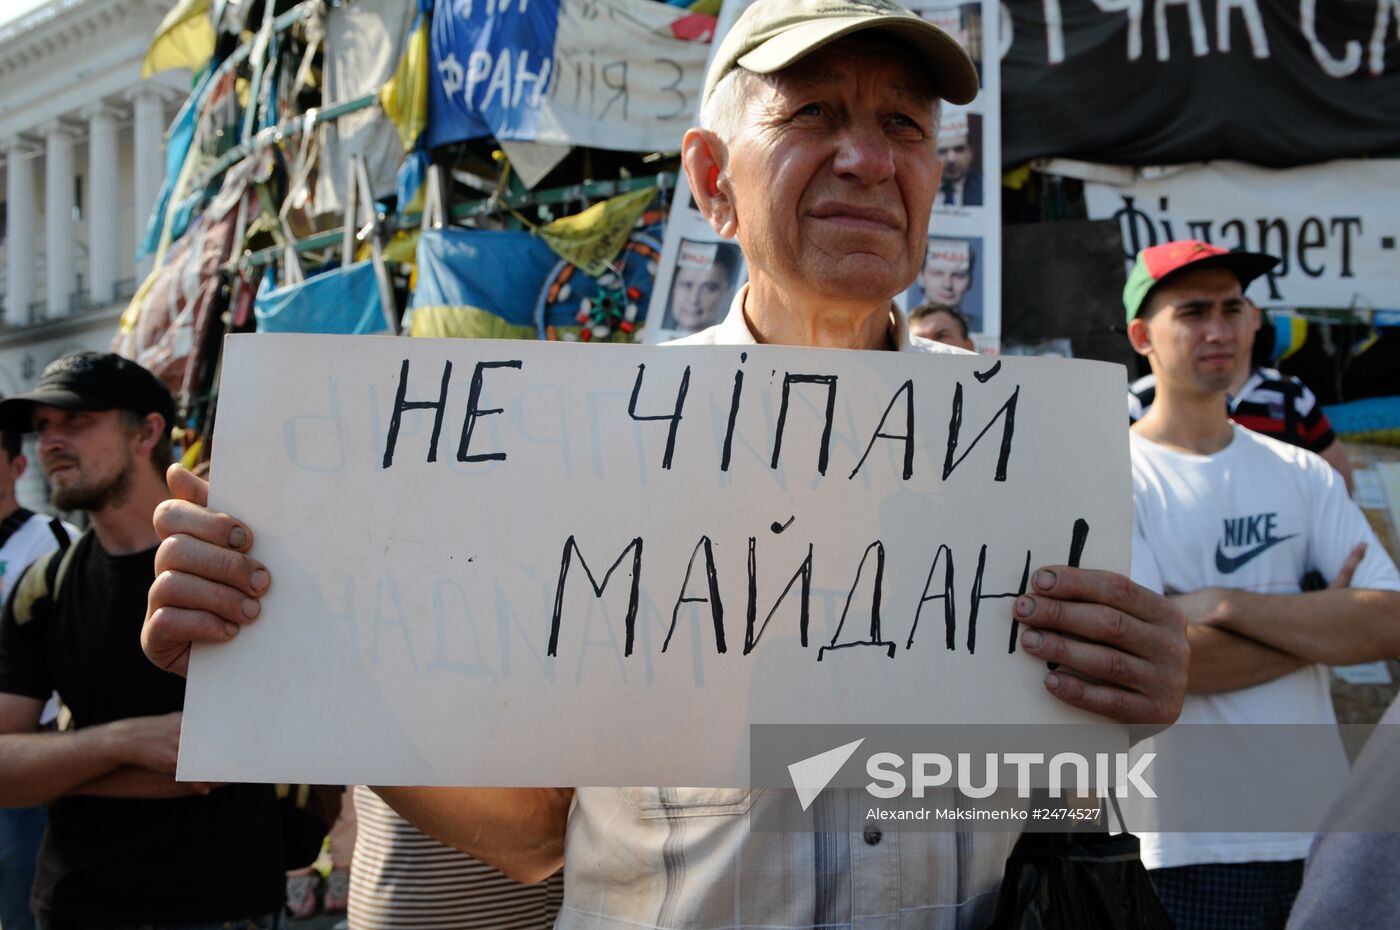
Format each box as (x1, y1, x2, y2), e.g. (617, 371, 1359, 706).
(179, 335, 1130, 786)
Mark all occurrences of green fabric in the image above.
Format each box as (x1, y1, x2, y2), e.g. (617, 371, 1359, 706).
(1122, 252, 1153, 323)
(537, 188, 656, 278)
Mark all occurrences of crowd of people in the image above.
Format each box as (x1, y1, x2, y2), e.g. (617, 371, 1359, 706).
(0, 0, 1396, 928)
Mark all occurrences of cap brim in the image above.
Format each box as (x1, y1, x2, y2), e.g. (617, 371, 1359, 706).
(0, 389, 107, 433)
(1148, 252, 1280, 305)
(737, 16, 979, 106)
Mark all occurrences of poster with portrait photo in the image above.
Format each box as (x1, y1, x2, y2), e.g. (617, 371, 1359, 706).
(660, 239, 746, 333)
(906, 236, 984, 335)
(918, 2, 982, 80)
(908, 0, 1000, 349)
(935, 111, 983, 209)
(643, 0, 756, 344)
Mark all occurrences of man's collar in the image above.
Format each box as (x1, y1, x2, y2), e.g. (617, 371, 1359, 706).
(717, 284, 919, 351)
(712, 284, 760, 345)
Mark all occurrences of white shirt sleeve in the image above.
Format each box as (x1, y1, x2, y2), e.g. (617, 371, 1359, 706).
(1305, 456, 1400, 592)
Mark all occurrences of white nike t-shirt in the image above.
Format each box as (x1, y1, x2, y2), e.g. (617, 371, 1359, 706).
(1129, 425, 1400, 869)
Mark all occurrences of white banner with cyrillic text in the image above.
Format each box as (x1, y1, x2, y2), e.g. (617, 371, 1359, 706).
(1084, 160, 1400, 311)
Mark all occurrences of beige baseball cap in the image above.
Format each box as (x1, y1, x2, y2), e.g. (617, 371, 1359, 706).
(702, 0, 980, 108)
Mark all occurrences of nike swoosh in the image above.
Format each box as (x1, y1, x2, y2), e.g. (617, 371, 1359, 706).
(1215, 534, 1298, 574)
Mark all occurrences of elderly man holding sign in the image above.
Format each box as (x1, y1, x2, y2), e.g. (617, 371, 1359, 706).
(143, 0, 1188, 924)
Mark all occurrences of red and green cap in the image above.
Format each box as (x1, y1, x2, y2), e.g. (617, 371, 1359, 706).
(1122, 240, 1278, 323)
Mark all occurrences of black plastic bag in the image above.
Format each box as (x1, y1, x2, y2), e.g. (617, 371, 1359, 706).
(985, 827, 1174, 930)
(277, 783, 345, 869)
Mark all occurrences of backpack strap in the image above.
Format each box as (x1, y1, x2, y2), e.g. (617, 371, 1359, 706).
(50, 537, 81, 603)
(46, 518, 69, 549)
(10, 529, 79, 628)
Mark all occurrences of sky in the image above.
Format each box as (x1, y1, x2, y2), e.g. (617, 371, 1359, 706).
(0, 0, 58, 29)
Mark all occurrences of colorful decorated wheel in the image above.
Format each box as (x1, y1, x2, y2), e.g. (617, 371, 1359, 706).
(535, 230, 662, 341)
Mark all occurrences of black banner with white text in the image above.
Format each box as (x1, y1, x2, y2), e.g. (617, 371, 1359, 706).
(1002, 0, 1400, 168)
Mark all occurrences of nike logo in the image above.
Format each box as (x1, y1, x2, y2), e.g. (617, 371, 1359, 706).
(788, 738, 865, 811)
(1215, 534, 1297, 574)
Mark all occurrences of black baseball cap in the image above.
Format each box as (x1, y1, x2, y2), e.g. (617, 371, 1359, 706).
(0, 352, 175, 434)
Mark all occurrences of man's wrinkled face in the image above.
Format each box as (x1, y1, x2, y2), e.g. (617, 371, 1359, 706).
(1135, 268, 1258, 396)
(917, 254, 972, 306)
(33, 406, 137, 512)
(937, 133, 973, 183)
(722, 39, 941, 306)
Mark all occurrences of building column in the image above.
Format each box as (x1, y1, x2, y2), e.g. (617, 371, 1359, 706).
(130, 86, 172, 275)
(83, 103, 123, 306)
(2, 137, 37, 325)
(39, 120, 77, 319)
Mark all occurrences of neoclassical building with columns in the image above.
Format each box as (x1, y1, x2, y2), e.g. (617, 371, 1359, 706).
(0, 0, 185, 507)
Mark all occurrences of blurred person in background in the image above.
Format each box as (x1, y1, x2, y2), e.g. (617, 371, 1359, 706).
(1128, 299, 1353, 492)
(0, 427, 76, 930)
(908, 301, 974, 350)
(0, 353, 285, 928)
(1123, 241, 1400, 930)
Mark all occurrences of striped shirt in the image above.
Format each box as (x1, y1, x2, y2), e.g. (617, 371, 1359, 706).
(1127, 368, 1336, 453)
(349, 786, 562, 930)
